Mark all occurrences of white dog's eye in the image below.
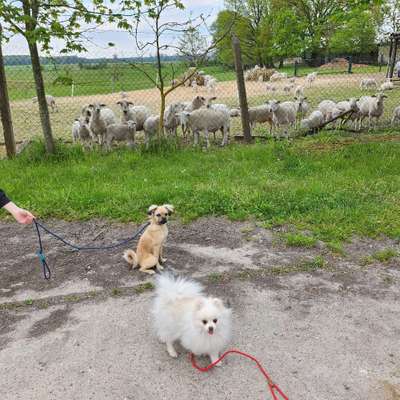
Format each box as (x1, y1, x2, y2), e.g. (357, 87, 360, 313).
(202, 320, 207, 325)
(213, 319, 218, 323)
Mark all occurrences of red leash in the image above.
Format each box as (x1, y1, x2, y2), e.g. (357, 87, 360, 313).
(191, 349, 289, 400)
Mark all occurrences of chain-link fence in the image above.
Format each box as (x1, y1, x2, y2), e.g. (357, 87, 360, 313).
(1, 42, 399, 153)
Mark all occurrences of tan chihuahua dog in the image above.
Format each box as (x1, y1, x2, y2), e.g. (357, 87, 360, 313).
(123, 204, 174, 274)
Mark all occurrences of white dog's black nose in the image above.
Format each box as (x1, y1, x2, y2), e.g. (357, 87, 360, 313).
(208, 327, 214, 334)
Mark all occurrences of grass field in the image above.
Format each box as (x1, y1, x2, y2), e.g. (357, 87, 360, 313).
(4, 61, 383, 101)
(1, 130, 399, 243)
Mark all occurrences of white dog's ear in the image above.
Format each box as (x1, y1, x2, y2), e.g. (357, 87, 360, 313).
(195, 298, 204, 311)
(147, 205, 158, 215)
(213, 298, 224, 309)
(163, 204, 174, 215)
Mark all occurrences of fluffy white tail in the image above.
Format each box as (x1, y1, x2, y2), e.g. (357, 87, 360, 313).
(155, 273, 203, 303)
(123, 249, 137, 269)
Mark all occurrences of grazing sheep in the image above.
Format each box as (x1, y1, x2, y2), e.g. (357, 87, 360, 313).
(391, 106, 400, 126)
(317, 100, 337, 121)
(283, 83, 295, 94)
(248, 105, 274, 134)
(334, 98, 360, 127)
(294, 85, 304, 97)
(270, 72, 288, 82)
(380, 80, 394, 91)
(357, 93, 387, 129)
(306, 72, 317, 86)
(164, 103, 185, 136)
(104, 121, 136, 150)
(32, 94, 58, 112)
(117, 100, 151, 132)
(301, 110, 324, 130)
(359, 78, 378, 90)
(177, 107, 230, 147)
(88, 103, 117, 144)
(265, 99, 297, 138)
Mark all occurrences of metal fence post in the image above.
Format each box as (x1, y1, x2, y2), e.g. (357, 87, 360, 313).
(71, 81, 75, 97)
(232, 34, 252, 143)
(0, 25, 16, 158)
(347, 56, 352, 74)
(294, 60, 298, 77)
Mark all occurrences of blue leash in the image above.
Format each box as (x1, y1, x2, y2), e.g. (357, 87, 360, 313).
(33, 219, 150, 280)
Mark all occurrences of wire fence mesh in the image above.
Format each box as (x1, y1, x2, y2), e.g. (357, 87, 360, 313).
(1, 45, 400, 152)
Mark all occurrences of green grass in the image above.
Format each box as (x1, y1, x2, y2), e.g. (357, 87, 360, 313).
(4, 63, 237, 101)
(4, 61, 382, 101)
(372, 248, 398, 262)
(1, 133, 400, 242)
(284, 233, 317, 248)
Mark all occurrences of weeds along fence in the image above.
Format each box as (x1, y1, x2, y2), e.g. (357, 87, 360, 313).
(1, 48, 400, 152)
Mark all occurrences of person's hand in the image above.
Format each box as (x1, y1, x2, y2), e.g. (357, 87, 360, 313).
(4, 202, 35, 224)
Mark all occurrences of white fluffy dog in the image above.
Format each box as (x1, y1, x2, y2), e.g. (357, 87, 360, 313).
(152, 274, 232, 364)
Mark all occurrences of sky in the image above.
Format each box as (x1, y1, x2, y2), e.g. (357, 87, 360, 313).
(2, 0, 226, 58)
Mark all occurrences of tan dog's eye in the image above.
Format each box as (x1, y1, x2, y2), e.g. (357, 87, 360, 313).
(156, 213, 161, 217)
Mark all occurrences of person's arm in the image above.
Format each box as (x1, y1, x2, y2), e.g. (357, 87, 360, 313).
(1, 190, 35, 224)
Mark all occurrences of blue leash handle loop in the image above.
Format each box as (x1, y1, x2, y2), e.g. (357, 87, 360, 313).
(33, 219, 149, 280)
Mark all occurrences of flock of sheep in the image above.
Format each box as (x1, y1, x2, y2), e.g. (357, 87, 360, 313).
(29, 67, 399, 149)
(71, 95, 241, 149)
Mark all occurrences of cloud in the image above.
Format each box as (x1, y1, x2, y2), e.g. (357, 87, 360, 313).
(2, 0, 225, 58)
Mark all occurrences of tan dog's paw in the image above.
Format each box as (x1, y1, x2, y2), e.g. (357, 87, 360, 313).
(160, 258, 167, 264)
(156, 264, 164, 271)
(141, 269, 155, 275)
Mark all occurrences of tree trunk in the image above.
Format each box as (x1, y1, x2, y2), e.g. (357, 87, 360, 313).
(28, 42, 55, 153)
(0, 26, 16, 158)
(278, 58, 284, 68)
(159, 93, 165, 139)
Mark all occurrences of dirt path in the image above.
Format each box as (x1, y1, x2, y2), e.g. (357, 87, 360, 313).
(1, 217, 399, 399)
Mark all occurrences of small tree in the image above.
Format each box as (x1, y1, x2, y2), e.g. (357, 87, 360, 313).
(131, 0, 233, 143)
(178, 26, 208, 66)
(0, 0, 134, 153)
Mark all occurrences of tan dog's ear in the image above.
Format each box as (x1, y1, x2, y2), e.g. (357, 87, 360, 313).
(147, 205, 158, 215)
(163, 204, 174, 215)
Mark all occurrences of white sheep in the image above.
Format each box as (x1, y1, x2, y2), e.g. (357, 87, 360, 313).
(104, 121, 136, 150)
(191, 80, 198, 93)
(294, 96, 310, 121)
(178, 107, 230, 147)
(206, 78, 217, 95)
(116, 100, 151, 132)
(317, 100, 337, 121)
(289, 77, 296, 84)
(283, 83, 295, 94)
(380, 80, 394, 91)
(270, 72, 287, 82)
(294, 85, 304, 97)
(248, 105, 274, 134)
(391, 106, 400, 126)
(32, 94, 58, 112)
(357, 93, 387, 129)
(359, 78, 378, 90)
(265, 99, 297, 138)
(301, 110, 324, 130)
(88, 103, 117, 144)
(334, 98, 360, 127)
(306, 72, 317, 86)
(143, 115, 161, 147)
(71, 116, 93, 148)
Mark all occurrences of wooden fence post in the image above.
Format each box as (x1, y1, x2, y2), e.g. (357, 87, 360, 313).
(0, 25, 16, 158)
(232, 35, 252, 143)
